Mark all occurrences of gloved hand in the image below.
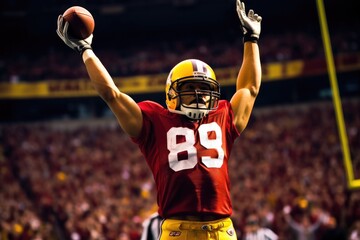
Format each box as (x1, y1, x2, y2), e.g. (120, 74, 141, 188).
(56, 15, 93, 55)
(236, 0, 262, 43)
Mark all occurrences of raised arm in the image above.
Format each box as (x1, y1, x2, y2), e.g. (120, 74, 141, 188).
(56, 15, 142, 137)
(82, 50, 143, 137)
(230, 0, 262, 133)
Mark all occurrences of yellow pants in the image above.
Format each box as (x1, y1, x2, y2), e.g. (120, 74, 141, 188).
(159, 217, 237, 240)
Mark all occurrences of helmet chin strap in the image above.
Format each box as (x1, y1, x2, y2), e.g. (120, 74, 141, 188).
(180, 103, 209, 120)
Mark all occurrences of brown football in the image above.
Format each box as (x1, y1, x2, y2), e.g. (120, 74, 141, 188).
(63, 6, 95, 39)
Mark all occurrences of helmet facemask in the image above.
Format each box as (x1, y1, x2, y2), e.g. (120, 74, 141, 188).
(167, 76, 220, 120)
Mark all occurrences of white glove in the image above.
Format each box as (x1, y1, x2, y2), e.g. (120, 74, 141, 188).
(236, 0, 262, 42)
(56, 15, 93, 55)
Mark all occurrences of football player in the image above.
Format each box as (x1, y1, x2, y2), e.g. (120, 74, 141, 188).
(57, 0, 262, 239)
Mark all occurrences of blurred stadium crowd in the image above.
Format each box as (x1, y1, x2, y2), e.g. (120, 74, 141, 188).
(0, 30, 358, 82)
(1, 99, 360, 239)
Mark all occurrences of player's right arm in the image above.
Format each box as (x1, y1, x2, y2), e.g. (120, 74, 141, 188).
(56, 15, 142, 138)
(82, 50, 143, 138)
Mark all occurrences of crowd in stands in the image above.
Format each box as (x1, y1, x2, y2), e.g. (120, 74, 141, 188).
(1, 98, 359, 240)
(0, 30, 359, 83)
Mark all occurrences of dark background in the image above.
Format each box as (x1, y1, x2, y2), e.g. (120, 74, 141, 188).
(7, 0, 241, 52)
(1, 0, 357, 53)
(0, 0, 359, 122)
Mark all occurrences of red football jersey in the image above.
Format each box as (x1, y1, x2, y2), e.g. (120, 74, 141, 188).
(132, 100, 240, 218)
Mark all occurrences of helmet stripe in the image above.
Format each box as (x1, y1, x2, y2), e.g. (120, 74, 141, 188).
(191, 59, 207, 74)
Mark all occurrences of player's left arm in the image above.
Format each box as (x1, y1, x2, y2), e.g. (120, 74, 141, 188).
(230, 0, 262, 133)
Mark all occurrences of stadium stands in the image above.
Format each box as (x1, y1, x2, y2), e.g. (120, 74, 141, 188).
(1, 99, 359, 239)
(0, 31, 358, 82)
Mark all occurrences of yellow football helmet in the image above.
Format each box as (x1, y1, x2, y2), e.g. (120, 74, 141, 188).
(165, 59, 220, 120)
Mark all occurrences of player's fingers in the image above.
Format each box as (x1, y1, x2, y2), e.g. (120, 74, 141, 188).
(237, 0, 245, 11)
(58, 16, 67, 36)
(248, 9, 254, 18)
(84, 34, 93, 44)
(57, 15, 64, 28)
(236, 0, 242, 14)
(56, 29, 60, 37)
(63, 22, 70, 38)
(57, 16, 61, 30)
(56, 16, 65, 37)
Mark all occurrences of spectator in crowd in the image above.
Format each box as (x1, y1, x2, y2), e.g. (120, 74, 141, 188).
(283, 204, 327, 240)
(349, 220, 360, 240)
(242, 212, 278, 240)
(140, 212, 162, 240)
